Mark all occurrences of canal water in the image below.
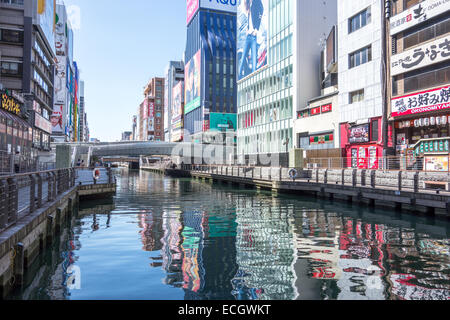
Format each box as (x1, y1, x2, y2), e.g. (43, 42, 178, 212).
(6, 168, 450, 300)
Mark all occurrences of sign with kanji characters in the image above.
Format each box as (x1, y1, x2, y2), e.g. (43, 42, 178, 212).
(391, 85, 450, 117)
(391, 35, 450, 76)
(310, 107, 321, 116)
(390, 0, 450, 35)
(321, 104, 332, 113)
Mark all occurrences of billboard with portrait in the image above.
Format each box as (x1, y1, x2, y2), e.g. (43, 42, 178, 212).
(210, 113, 237, 132)
(237, 0, 268, 81)
(184, 50, 201, 115)
(172, 81, 184, 124)
(37, 0, 56, 55)
(51, 105, 64, 133)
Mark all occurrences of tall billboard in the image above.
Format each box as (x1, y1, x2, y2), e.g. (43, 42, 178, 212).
(172, 82, 184, 124)
(187, 0, 200, 25)
(185, 50, 201, 114)
(237, 0, 268, 81)
(37, 0, 56, 55)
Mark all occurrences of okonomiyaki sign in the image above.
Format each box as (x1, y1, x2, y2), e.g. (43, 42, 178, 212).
(391, 86, 450, 117)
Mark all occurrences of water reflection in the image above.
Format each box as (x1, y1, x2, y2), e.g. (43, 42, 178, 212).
(6, 168, 450, 300)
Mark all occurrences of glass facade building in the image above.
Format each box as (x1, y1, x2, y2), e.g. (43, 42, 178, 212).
(237, 0, 337, 165)
(237, 0, 294, 161)
(184, 8, 237, 138)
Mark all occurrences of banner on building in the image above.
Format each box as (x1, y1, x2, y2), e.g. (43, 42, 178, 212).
(185, 50, 201, 114)
(391, 35, 450, 76)
(35, 113, 52, 134)
(391, 85, 450, 117)
(37, 0, 56, 55)
(390, 0, 450, 35)
(51, 105, 64, 133)
(200, 0, 237, 13)
(237, 0, 268, 81)
(187, 0, 200, 25)
(172, 81, 184, 124)
(349, 124, 370, 144)
(210, 113, 237, 132)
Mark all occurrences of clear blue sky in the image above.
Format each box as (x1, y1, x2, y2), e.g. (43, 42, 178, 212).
(63, 0, 187, 142)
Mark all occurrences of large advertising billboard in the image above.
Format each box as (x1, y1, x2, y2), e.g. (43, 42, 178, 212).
(210, 113, 237, 132)
(200, 0, 237, 13)
(172, 82, 184, 124)
(37, 0, 56, 55)
(51, 105, 64, 133)
(237, 0, 268, 81)
(185, 50, 201, 114)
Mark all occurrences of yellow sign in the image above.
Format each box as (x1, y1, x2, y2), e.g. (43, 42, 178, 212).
(1, 93, 21, 115)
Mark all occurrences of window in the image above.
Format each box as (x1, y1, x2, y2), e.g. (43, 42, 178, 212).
(371, 120, 379, 142)
(403, 16, 450, 50)
(349, 89, 365, 104)
(0, 0, 24, 4)
(395, 61, 450, 95)
(349, 7, 371, 33)
(0, 29, 23, 43)
(1, 61, 22, 76)
(349, 46, 372, 69)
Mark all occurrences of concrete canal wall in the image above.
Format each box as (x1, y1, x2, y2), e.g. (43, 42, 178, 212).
(0, 182, 116, 298)
(142, 166, 450, 218)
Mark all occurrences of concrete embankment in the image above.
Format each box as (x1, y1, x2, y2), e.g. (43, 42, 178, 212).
(143, 166, 450, 218)
(0, 182, 116, 298)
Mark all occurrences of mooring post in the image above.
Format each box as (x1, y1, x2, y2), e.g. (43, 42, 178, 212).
(14, 242, 25, 286)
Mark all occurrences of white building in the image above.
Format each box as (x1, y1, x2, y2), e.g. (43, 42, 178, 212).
(337, 0, 386, 167)
(237, 0, 337, 166)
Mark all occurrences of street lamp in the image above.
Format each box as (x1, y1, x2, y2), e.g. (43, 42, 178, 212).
(283, 137, 290, 167)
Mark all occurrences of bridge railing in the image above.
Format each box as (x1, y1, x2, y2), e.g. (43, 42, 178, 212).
(0, 167, 114, 233)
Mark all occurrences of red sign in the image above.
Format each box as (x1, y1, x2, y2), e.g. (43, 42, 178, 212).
(391, 85, 450, 117)
(311, 107, 321, 116)
(321, 104, 332, 113)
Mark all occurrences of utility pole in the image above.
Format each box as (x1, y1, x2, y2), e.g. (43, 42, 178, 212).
(382, 0, 391, 157)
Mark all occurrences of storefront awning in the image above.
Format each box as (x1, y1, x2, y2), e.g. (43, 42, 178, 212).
(0, 108, 30, 128)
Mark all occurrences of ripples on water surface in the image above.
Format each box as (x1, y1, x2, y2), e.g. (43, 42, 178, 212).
(7, 168, 450, 300)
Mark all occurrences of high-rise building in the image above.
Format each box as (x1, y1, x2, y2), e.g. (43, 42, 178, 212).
(121, 131, 132, 141)
(337, 0, 388, 169)
(0, 0, 57, 171)
(237, 0, 337, 166)
(184, 0, 238, 143)
(139, 77, 165, 141)
(389, 0, 450, 170)
(164, 60, 184, 142)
